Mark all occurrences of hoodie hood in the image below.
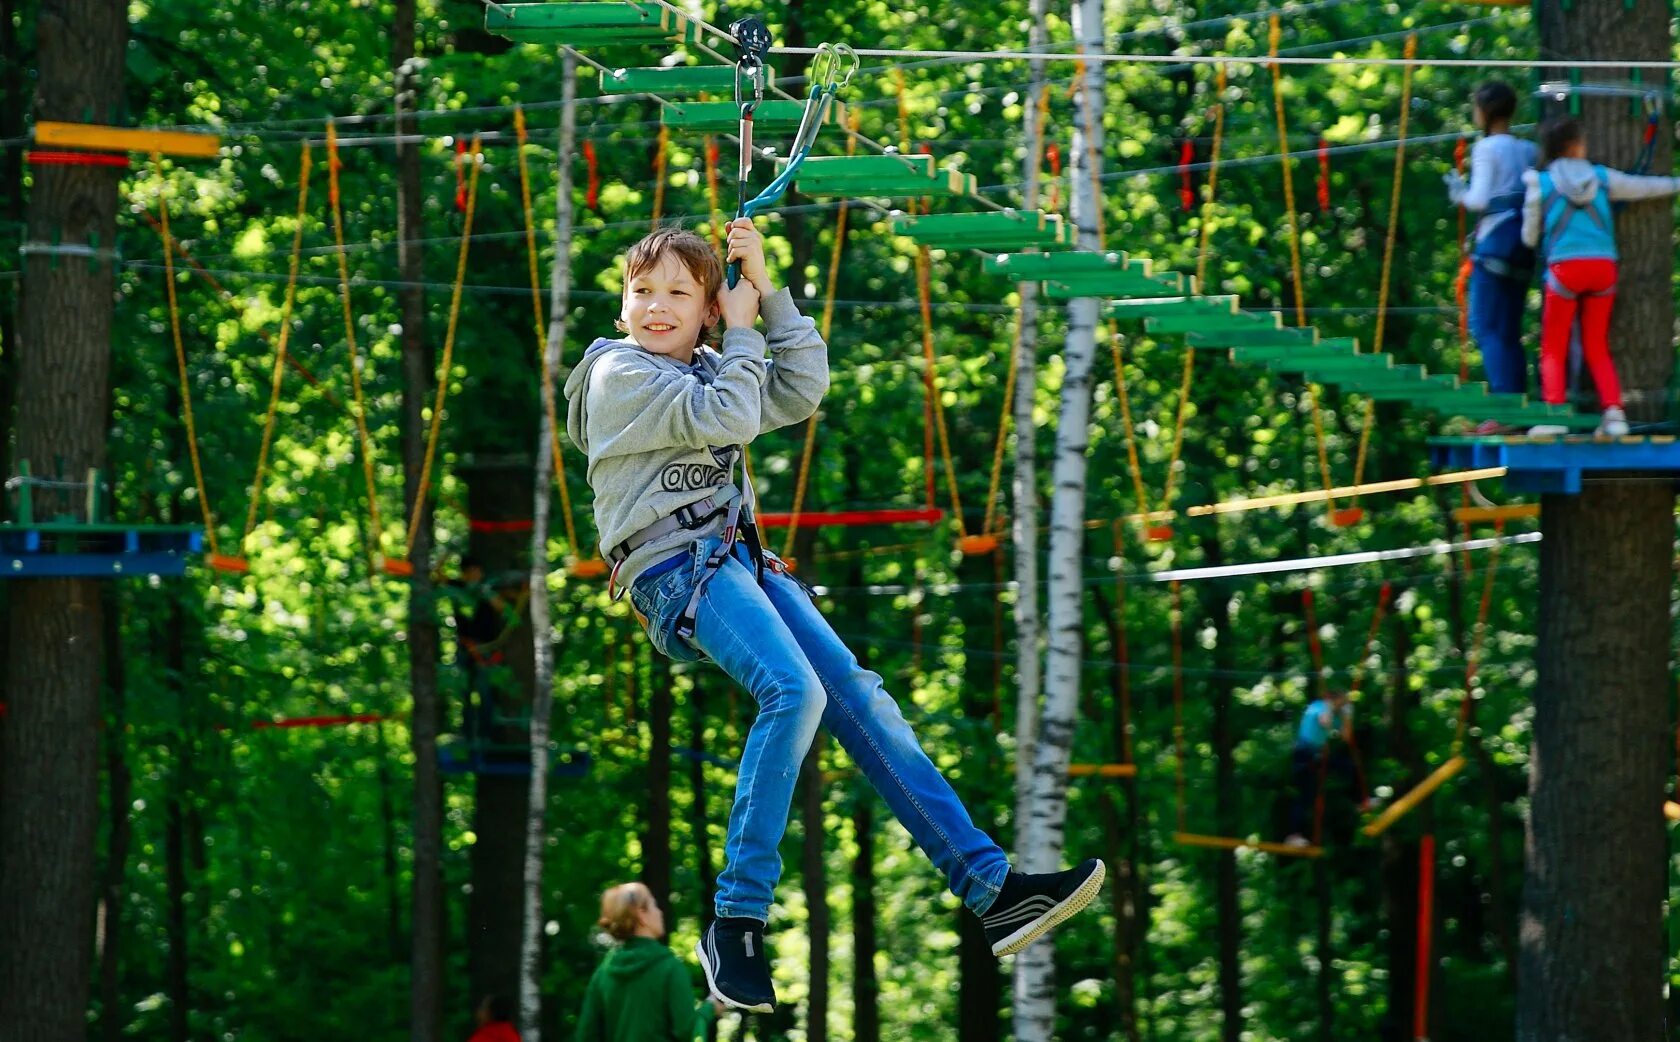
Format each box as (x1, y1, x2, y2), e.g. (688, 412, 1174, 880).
(600, 937, 675, 980)
(1544, 158, 1602, 205)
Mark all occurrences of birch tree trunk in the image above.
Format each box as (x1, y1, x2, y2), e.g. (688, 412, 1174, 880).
(1014, 0, 1103, 1036)
(519, 52, 577, 1042)
(1007, 0, 1050, 1021)
(1517, 6, 1676, 1039)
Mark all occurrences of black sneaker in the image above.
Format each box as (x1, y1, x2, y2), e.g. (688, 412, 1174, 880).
(697, 917, 776, 1013)
(982, 858, 1106, 957)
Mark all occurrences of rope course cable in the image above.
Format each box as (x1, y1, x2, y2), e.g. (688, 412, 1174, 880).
(1352, 33, 1419, 489)
(154, 152, 226, 565)
(232, 142, 315, 573)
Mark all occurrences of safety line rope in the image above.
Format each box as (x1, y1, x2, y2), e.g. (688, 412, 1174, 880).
(1269, 16, 1336, 518)
(326, 121, 387, 567)
(240, 143, 313, 554)
(154, 153, 222, 559)
(405, 132, 483, 557)
(515, 106, 586, 562)
(1353, 33, 1418, 487)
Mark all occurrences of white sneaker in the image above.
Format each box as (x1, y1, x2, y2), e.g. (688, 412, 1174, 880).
(1527, 424, 1569, 436)
(1598, 406, 1629, 437)
(1283, 834, 1311, 848)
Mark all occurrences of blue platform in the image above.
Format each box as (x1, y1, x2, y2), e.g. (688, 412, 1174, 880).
(1429, 434, 1680, 494)
(0, 523, 204, 578)
(437, 740, 592, 779)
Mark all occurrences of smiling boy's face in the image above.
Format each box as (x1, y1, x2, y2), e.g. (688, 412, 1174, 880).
(621, 253, 721, 365)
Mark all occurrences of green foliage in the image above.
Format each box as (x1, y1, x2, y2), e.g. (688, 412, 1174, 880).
(7, 0, 1673, 1039)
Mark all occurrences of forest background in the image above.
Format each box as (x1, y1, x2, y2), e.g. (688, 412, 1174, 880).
(2, 0, 1676, 1040)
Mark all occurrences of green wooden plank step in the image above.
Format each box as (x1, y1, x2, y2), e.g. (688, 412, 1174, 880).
(487, 2, 668, 31)
(1105, 295, 1240, 320)
(984, 250, 1130, 278)
(1189, 326, 1316, 348)
(795, 169, 978, 199)
(486, 2, 705, 46)
(1145, 311, 1281, 335)
(665, 100, 846, 132)
(1044, 265, 1188, 299)
(893, 210, 1069, 250)
(607, 64, 771, 96)
(795, 154, 943, 181)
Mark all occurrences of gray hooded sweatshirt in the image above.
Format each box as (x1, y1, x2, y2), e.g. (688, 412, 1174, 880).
(563, 288, 828, 590)
(1521, 157, 1680, 258)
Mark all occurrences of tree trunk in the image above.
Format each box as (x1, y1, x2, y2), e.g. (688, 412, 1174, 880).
(1197, 543, 1244, 1042)
(955, 552, 1000, 1042)
(1015, 0, 1101, 1037)
(1379, 612, 1422, 1042)
(164, 596, 192, 1042)
(0, 0, 27, 700)
(0, 4, 125, 1038)
(1091, 581, 1140, 1042)
(798, 739, 829, 1042)
(392, 2, 444, 1037)
(1518, 5, 1676, 1038)
(645, 659, 674, 913)
(98, 588, 131, 1042)
(520, 52, 576, 1042)
(466, 461, 537, 1009)
(845, 554, 879, 1042)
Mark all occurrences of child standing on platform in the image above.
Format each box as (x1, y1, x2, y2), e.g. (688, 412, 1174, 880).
(1444, 81, 1538, 420)
(563, 223, 1104, 1015)
(1522, 118, 1680, 436)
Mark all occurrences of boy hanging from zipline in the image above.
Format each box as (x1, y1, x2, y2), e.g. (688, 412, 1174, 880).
(562, 221, 1104, 1014)
(1522, 117, 1680, 436)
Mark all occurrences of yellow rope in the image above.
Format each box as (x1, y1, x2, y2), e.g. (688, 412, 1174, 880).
(515, 107, 585, 561)
(326, 122, 386, 564)
(1109, 325, 1152, 519)
(1269, 17, 1336, 515)
(240, 142, 312, 552)
(704, 132, 724, 254)
(780, 112, 859, 557)
(915, 244, 967, 535)
(1195, 64, 1227, 291)
(154, 153, 221, 558)
(405, 133, 483, 556)
(651, 125, 669, 229)
(1353, 34, 1418, 486)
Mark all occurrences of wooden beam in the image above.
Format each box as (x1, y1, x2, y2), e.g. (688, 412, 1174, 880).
(1172, 832, 1323, 858)
(1362, 756, 1467, 838)
(1068, 763, 1137, 778)
(1452, 503, 1540, 524)
(34, 120, 219, 159)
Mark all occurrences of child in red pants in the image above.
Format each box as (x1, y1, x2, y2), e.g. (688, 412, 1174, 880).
(1521, 118, 1680, 436)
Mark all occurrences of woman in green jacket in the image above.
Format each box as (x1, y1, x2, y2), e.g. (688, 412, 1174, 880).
(576, 882, 720, 1042)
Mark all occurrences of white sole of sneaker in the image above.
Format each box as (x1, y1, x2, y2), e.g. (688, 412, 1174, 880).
(696, 936, 775, 1014)
(989, 860, 1107, 957)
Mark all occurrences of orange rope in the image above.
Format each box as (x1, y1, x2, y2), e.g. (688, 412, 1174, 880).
(651, 125, 669, 229)
(1195, 64, 1227, 291)
(781, 111, 859, 557)
(1453, 521, 1504, 752)
(1113, 520, 1134, 764)
(326, 122, 386, 566)
(1353, 34, 1418, 486)
(1269, 17, 1335, 516)
(154, 153, 221, 558)
(516, 108, 587, 564)
(405, 133, 483, 556)
(240, 142, 313, 553)
(1303, 588, 1327, 698)
(1109, 327, 1152, 518)
(704, 134, 724, 254)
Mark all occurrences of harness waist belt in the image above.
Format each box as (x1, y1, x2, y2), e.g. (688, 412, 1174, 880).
(608, 483, 743, 565)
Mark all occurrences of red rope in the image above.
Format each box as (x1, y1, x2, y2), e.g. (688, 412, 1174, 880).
(250, 713, 389, 730)
(469, 518, 535, 533)
(1316, 136, 1331, 211)
(756, 507, 943, 528)
(1046, 142, 1063, 213)
(25, 150, 130, 168)
(1177, 138, 1195, 211)
(454, 138, 468, 212)
(584, 140, 601, 211)
(1413, 833, 1437, 1040)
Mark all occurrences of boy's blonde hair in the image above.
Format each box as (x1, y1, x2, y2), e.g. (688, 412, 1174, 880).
(597, 881, 653, 941)
(618, 227, 724, 347)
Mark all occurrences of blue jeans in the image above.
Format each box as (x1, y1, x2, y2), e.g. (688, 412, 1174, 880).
(631, 537, 1009, 922)
(1467, 262, 1531, 395)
